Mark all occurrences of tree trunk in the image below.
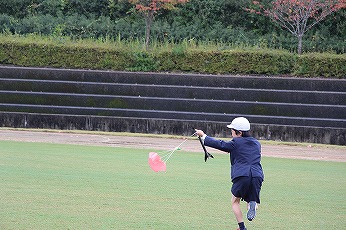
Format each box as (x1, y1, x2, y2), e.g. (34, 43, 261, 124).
(297, 34, 303, 55)
(145, 11, 154, 51)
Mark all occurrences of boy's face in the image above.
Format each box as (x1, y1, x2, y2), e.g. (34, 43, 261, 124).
(231, 129, 242, 138)
(231, 129, 237, 137)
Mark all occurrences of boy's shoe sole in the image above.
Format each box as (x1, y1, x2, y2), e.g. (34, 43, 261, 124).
(247, 201, 257, 221)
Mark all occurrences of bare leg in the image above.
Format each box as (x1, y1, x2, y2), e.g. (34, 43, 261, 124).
(231, 194, 243, 223)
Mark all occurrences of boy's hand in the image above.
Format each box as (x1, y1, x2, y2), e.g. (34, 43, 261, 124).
(194, 129, 205, 137)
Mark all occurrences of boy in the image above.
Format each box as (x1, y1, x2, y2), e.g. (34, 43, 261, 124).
(195, 117, 264, 230)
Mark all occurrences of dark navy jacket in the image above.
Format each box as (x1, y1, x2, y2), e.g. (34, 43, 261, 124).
(204, 136, 264, 181)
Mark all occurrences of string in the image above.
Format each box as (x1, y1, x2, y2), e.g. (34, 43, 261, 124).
(159, 132, 197, 163)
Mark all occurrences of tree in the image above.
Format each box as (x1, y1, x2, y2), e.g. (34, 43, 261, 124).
(246, 0, 346, 54)
(127, 0, 189, 50)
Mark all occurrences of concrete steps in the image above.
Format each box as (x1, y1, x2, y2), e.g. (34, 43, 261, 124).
(0, 66, 345, 144)
(0, 79, 345, 105)
(0, 91, 345, 121)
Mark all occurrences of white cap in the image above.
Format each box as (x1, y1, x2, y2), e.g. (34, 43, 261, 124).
(227, 117, 250, 131)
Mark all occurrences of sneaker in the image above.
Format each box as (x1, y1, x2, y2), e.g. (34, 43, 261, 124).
(235, 228, 247, 230)
(247, 201, 257, 221)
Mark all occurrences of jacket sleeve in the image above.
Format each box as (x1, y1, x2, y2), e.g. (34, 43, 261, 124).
(204, 136, 235, 153)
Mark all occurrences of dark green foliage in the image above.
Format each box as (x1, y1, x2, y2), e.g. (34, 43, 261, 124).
(0, 0, 344, 53)
(0, 0, 344, 77)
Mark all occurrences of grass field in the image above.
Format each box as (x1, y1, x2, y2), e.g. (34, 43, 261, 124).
(0, 140, 345, 229)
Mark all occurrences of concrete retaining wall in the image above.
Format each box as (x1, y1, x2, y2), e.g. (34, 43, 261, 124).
(1, 112, 345, 145)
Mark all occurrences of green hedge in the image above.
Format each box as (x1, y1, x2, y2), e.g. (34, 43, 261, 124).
(156, 50, 294, 75)
(0, 42, 132, 70)
(0, 39, 345, 78)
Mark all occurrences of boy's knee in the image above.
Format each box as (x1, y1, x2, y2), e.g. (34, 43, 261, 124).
(231, 195, 241, 205)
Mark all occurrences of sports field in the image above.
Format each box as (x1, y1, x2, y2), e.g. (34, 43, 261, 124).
(0, 137, 345, 229)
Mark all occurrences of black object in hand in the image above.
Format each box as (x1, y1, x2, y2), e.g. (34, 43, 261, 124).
(198, 136, 214, 162)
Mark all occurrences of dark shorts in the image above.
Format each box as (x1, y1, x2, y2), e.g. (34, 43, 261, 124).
(231, 176, 263, 203)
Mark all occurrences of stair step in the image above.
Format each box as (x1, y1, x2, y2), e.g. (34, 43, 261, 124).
(1, 66, 345, 92)
(1, 91, 345, 119)
(1, 78, 345, 105)
(1, 103, 344, 128)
